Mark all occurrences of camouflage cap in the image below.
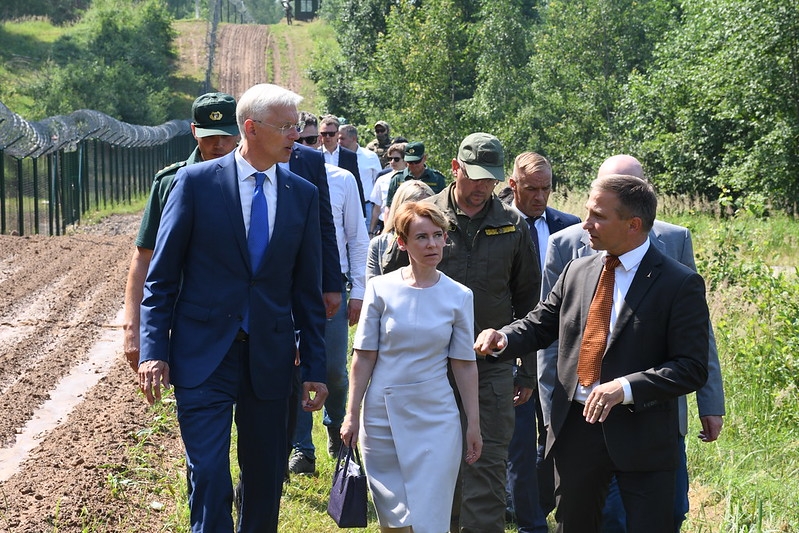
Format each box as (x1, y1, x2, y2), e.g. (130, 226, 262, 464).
(192, 92, 239, 137)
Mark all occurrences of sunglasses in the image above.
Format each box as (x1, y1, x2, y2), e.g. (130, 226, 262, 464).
(388, 156, 402, 162)
(375, 128, 386, 134)
(320, 131, 338, 137)
(299, 135, 318, 145)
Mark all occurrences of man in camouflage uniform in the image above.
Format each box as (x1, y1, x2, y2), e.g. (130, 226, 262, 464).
(365, 120, 395, 168)
(427, 133, 540, 533)
(122, 92, 241, 370)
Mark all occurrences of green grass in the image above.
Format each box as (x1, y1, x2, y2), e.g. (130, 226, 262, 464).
(267, 19, 337, 112)
(117, 199, 799, 531)
(0, 18, 68, 115)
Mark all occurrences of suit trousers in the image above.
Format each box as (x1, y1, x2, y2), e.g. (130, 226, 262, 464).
(506, 395, 549, 532)
(293, 288, 349, 458)
(601, 434, 689, 533)
(175, 339, 289, 533)
(552, 402, 676, 533)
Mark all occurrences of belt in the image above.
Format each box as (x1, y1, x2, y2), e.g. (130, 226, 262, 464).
(235, 329, 249, 342)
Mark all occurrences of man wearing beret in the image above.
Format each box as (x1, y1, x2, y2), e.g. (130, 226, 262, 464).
(384, 141, 447, 209)
(123, 92, 241, 370)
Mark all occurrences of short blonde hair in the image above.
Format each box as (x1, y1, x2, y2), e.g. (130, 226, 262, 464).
(383, 180, 434, 233)
(393, 202, 449, 243)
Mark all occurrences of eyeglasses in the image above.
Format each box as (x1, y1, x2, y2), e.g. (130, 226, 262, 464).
(388, 156, 402, 162)
(375, 127, 386, 134)
(320, 131, 338, 138)
(299, 135, 318, 145)
(252, 119, 304, 135)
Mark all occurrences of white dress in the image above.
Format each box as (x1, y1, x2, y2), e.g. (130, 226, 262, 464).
(353, 269, 475, 533)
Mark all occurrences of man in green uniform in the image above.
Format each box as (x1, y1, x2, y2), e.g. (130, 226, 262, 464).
(122, 92, 240, 370)
(384, 141, 447, 209)
(427, 133, 540, 533)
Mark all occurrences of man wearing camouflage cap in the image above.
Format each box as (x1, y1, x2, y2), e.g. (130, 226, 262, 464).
(123, 92, 241, 370)
(427, 133, 540, 532)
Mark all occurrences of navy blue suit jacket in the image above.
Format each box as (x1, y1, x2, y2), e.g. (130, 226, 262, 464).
(544, 206, 581, 237)
(140, 151, 326, 400)
(289, 142, 343, 293)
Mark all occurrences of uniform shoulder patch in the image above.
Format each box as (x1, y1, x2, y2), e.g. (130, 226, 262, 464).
(154, 160, 187, 180)
(484, 225, 517, 236)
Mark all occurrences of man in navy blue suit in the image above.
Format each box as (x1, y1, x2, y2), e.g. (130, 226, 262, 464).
(138, 83, 328, 532)
(499, 152, 581, 532)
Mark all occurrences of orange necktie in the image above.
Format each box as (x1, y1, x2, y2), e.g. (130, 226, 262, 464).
(576, 254, 621, 386)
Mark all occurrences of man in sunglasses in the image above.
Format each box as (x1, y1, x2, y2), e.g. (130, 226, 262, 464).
(319, 115, 365, 216)
(384, 141, 447, 210)
(366, 120, 398, 168)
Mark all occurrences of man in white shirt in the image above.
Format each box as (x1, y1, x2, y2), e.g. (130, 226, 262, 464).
(318, 115, 363, 214)
(338, 124, 382, 226)
(288, 161, 370, 475)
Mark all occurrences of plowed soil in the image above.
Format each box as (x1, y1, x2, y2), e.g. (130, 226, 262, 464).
(0, 22, 274, 532)
(0, 215, 187, 532)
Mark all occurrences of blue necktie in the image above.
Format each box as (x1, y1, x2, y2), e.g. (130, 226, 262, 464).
(248, 172, 270, 270)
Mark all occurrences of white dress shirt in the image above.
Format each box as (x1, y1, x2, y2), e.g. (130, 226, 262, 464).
(235, 149, 276, 241)
(325, 163, 370, 300)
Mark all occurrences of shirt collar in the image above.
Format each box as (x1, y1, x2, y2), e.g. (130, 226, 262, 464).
(609, 238, 650, 272)
(235, 148, 276, 183)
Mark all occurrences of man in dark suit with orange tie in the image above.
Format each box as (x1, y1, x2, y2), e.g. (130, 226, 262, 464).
(474, 174, 709, 532)
(138, 83, 327, 532)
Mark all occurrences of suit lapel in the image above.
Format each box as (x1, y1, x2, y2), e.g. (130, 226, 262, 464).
(216, 153, 249, 267)
(607, 246, 663, 349)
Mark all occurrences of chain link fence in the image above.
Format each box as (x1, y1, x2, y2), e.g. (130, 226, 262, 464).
(1, 101, 194, 236)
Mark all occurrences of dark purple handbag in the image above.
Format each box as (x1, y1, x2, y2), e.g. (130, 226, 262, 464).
(327, 444, 368, 528)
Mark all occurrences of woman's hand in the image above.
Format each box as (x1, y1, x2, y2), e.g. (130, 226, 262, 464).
(464, 423, 482, 464)
(340, 413, 360, 448)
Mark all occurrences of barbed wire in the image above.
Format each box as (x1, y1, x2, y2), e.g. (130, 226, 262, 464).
(0, 101, 191, 159)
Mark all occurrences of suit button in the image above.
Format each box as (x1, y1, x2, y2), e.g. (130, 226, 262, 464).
(237, 315, 243, 322)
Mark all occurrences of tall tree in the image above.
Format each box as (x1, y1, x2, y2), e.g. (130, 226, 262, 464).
(516, 0, 680, 188)
(619, 0, 799, 211)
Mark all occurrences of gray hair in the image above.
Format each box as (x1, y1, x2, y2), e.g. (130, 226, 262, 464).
(236, 84, 303, 132)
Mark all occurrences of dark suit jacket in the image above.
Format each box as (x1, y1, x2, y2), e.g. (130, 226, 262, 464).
(289, 142, 343, 293)
(337, 145, 365, 216)
(498, 244, 709, 471)
(140, 151, 326, 400)
(538, 222, 725, 433)
(544, 206, 581, 237)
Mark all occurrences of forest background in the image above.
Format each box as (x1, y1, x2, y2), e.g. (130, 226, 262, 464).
(1, 0, 798, 531)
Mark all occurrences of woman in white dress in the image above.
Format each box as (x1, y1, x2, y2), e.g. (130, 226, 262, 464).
(341, 201, 482, 533)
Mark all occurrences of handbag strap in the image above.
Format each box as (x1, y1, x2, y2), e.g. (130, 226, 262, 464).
(335, 443, 363, 473)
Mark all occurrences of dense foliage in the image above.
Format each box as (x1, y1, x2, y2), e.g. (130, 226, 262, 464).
(314, 0, 799, 213)
(0, 0, 91, 25)
(28, 0, 176, 125)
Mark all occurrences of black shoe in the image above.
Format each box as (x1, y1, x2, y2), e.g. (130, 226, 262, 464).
(327, 425, 343, 457)
(288, 450, 316, 475)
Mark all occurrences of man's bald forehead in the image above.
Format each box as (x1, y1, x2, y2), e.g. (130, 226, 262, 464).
(597, 155, 644, 179)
